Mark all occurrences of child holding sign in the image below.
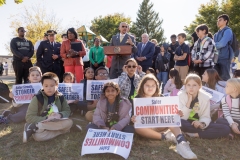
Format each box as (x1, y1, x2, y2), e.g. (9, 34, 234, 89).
(63, 72, 86, 115)
(0, 66, 42, 124)
(216, 78, 240, 137)
(85, 67, 109, 122)
(118, 58, 145, 115)
(23, 72, 72, 142)
(87, 82, 134, 133)
(179, 74, 230, 139)
(131, 74, 197, 160)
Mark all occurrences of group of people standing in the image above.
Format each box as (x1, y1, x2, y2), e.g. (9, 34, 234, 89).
(5, 13, 240, 159)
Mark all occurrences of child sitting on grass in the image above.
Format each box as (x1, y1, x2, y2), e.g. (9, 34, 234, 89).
(87, 82, 134, 133)
(23, 72, 72, 142)
(216, 78, 240, 137)
(0, 66, 42, 124)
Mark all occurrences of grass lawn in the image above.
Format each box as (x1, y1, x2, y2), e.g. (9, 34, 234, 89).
(1, 82, 240, 160)
(1, 103, 240, 160)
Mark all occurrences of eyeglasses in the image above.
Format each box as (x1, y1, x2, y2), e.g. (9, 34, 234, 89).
(127, 65, 137, 68)
(98, 73, 108, 76)
(19, 30, 25, 32)
(122, 26, 128, 28)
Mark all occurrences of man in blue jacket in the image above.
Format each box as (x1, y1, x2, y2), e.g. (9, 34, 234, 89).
(135, 33, 155, 72)
(214, 14, 233, 81)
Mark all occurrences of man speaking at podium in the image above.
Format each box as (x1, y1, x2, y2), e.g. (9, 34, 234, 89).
(109, 22, 137, 79)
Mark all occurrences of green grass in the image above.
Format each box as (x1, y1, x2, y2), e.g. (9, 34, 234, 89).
(1, 102, 240, 160)
(1, 82, 240, 160)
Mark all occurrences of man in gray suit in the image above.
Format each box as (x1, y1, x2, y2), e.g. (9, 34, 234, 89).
(109, 22, 137, 79)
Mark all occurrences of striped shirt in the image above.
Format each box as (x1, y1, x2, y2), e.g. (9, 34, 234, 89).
(222, 97, 240, 125)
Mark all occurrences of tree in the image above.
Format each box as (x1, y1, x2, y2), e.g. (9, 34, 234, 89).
(90, 13, 131, 41)
(184, 0, 240, 40)
(184, 0, 222, 37)
(7, 3, 63, 62)
(0, 0, 23, 6)
(222, 0, 240, 40)
(131, 0, 165, 43)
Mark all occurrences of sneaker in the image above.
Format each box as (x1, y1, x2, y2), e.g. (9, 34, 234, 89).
(176, 141, 197, 159)
(0, 116, 8, 124)
(23, 123, 36, 143)
(2, 110, 11, 118)
(165, 130, 177, 143)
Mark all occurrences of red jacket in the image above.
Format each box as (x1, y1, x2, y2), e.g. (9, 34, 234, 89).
(60, 39, 86, 66)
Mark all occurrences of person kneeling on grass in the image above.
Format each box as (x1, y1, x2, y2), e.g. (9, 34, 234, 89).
(87, 82, 134, 133)
(131, 74, 197, 159)
(178, 73, 230, 139)
(23, 72, 73, 142)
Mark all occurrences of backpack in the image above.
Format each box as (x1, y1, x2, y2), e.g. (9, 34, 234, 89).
(35, 91, 64, 116)
(0, 80, 11, 103)
(218, 95, 232, 118)
(180, 44, 192, 67)
(222, 29, 239, 57)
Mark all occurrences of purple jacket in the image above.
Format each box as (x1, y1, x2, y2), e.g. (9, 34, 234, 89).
(93, 95, 131, 131)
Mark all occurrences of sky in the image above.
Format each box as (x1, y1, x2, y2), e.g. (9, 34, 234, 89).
(0, 0, 212, 55)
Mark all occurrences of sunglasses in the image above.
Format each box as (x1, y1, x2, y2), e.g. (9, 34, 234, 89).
(19, 30, 26, 32)
(122, 26, 128, 28)
(98, 73, 108, 76)
(127, 65, 137, 68)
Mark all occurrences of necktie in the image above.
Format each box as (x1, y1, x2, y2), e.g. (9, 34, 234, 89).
(141, 43, 146, 52)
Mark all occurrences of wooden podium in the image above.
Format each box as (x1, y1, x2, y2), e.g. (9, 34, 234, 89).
(103, 46, 132, 56)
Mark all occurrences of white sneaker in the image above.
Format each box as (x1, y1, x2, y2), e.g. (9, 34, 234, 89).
(176, 141, 197, 159)
(165, 130, 177, 143)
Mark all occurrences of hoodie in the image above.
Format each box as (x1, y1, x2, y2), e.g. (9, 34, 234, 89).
(155, 43, 170, 72)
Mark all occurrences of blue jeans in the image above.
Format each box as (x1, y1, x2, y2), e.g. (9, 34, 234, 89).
(214, 59, 231, 81)
(157, 72, 168, 93)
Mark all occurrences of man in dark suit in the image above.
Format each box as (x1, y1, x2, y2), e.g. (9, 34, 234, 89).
(109, 22, 137, 79)
(36, 30, 62, 79)
(135, 33, 155, 72)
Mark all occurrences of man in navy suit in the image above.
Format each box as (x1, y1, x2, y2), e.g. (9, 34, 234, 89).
(36, 30, 62, 79)
(135, 33, 155, 72)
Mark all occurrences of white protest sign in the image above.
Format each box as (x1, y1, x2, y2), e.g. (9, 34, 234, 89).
(202, 86, 225, 105)
(12, 83, 42, 104)
(162, 92, 171, 97)
(58, 83, 83, 101)
(81, 129, 133, 159)
(86, 79, 118, 100)
(133, 96, 181, 128)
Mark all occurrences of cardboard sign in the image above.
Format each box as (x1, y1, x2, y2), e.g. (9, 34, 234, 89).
(81, 129, 133, 159)
(133, 96, 181, 128)
(58, 83, 83, 101)
(12, 83, 42, 104)
(202, 86, 225, 105)
(86, 79, 118, 100)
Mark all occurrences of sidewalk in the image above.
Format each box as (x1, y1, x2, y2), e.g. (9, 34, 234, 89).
(0, 72, 15, 82)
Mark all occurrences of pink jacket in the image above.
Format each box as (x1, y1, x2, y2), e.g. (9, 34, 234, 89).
(93, 95, 131, 131)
